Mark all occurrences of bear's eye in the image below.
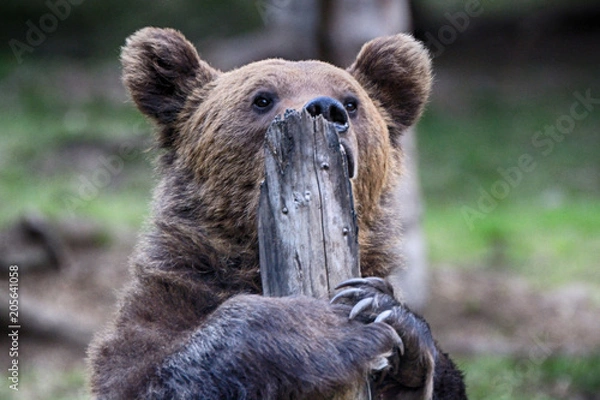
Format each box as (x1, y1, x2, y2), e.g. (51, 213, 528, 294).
(252, 92, 276, 113)
(343, 98, 358, 116)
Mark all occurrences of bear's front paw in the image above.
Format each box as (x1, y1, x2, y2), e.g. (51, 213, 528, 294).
(331, 277, 400, 323)
(332, 277, 436, 399)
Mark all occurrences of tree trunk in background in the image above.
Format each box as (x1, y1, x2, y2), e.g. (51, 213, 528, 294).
(205, 0, 429, 310)
(391, 126, 429, 311)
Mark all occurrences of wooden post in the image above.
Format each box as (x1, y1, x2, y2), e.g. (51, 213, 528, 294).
(258, 109, 368, 399)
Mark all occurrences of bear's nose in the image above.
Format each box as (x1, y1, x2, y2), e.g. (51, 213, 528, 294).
(304, 97, 349, 133)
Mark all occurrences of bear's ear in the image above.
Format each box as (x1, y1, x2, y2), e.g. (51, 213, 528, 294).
(348, 34, 432, 145)
(121, 27, 219, 145)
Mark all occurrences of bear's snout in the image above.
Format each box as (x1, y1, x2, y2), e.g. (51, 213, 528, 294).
(304, 96, 349, 134)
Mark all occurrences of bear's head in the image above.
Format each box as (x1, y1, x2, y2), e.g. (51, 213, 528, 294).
(121, 27, 431, 278)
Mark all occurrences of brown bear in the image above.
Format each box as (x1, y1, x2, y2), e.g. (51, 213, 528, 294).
(88, 27, 467, 399)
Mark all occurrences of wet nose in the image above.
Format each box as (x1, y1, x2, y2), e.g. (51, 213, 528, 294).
(304, 97, 348, 132)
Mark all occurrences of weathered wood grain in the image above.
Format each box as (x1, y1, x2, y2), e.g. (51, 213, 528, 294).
(258, 109, 368, 399)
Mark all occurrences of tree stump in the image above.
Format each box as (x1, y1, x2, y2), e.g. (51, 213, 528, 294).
(258, 109, 368, 399)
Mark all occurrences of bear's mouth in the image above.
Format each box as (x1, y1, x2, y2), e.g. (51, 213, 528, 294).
(339, 140, 356, 179)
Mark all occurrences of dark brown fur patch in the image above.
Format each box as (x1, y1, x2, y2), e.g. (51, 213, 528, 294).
(121, 27, 220, 146)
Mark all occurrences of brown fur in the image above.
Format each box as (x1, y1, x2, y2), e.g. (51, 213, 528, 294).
(87, 28, 466, 400)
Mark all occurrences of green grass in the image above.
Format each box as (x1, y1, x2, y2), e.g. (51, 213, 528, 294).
(0, 61, 153, 229)
(0, 368, 88, 400)
(423, 200, 600, 290)
(459, 354, 600, 399)
(418, 78, 600, 291)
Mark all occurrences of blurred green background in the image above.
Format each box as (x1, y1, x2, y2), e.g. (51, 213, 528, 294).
(1, 1, 599, 399)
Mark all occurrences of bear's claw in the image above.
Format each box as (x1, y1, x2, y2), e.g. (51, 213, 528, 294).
(374, 309, 393, 323)
(348, 297, 375, 320)
(335, 277, 394, 297)
(331, 277, 399, 315)
(330, 288, 363, 305)
(336, 276, 394, 297)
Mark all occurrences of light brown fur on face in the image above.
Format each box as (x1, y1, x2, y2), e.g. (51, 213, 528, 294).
(176, 59, 397, 257)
